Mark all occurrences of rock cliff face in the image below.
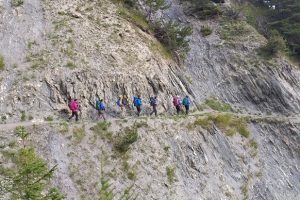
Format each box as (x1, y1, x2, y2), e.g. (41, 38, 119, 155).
(1, 0, 300, 200)
(0, 0, 190, 121)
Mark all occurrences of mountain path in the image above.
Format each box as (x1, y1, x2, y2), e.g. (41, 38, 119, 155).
(1, 110, 300, 130)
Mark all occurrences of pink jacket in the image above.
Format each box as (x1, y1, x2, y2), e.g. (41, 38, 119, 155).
(69, 100, 79, 112)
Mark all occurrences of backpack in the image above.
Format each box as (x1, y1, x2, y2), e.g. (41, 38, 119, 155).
(182, 98, 190, 106)
(150, 97, 157, 106)
(173, 97, 181, 106)
(99, 102, 105, 110)
(69, 100, 78, 111)
(117, 99, 121, 107)
(96, 100, 101, 110)
(134, 97, 142, 107)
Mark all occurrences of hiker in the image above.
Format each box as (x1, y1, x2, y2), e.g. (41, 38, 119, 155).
(173, 95, 182, 115)
(133, 95, 142, 116)
(117, 95, 124, 112)
(149, 96, 158, 117)
(96, 99, 106, 120)
(182, 95, 191, 115)
(69, 99, 80, 121)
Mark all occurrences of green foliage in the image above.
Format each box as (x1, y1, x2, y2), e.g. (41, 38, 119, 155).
(247, 0, 300, 58)
(249, 138, 258, 149)
(0, 55, 4, 70)
(191, 114, 250, 138)
(66, 61, 76, 69)
(59, 122, 69, 134)
(181, 0, 222, 19)
(15, 126, 30, 141)
(201, 26, 213, 36)
(205, 98, 232, 112)
(99, 177, 114, 200)
(11, 0, 24, 7)
(117, 7, 150, 31)
(0, 128, 63, 200)
(92, 121, 112, 140)
(116, 0, 191, 61)
(221, 21, 251, 40)
(166, 166, 176, 184)
(115, 127, 138, 153)
(261, 31, 286, 56)
(21, 111, 26, 121)
(45, 116, 54, 121)
(99, 177, 137, 200)
(151, 21, 193, 59)
(73, 127, 85, 143)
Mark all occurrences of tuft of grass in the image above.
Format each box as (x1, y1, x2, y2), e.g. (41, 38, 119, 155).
(92, 121, 112, 140)
(117, 7, 150, 31)
(11, 0, 24, 7)
(59, 121, 69, 134)
(134, 121, 148, 129)
(21, 111, 26, 122)
(166, 166, 176, 184)
(221, 21, 251, 41)
(191, 114, 250, 138)
(73, 127, 85, 143)
(66, 61, 76, 69)
(205, 98, 233, 112)
(201, 26, 213, 36)
(249, 139, 258, 149)
(0, 55, 4, 70)
(115, 127, 138, 153)
(44, 116, 54, 122)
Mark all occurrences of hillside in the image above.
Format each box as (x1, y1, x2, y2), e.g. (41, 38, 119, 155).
(1, 0, 300, 200)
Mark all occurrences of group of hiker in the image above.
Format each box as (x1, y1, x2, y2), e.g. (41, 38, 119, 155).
(68, 95, 191, 121)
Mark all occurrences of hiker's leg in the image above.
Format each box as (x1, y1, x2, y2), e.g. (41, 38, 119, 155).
(69, 112, 75, 120)
(75, 112, 79, 121)
(137, 106, 141, 116)
(176, 106, 180, 115)
(154, 106, 157, 116)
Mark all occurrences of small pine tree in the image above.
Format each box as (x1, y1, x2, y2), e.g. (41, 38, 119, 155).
(0, 127, 64, 199)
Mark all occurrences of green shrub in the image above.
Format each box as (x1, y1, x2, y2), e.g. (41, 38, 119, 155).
(181, 0, 222, 20)
(66, 61, 76, 69)
(0, 128, 63, 199)
(151, 21, 192, 59)
(115, 127, 138, 153)
(166, 166, 176, 184)
(92, 121, 112, 140)
(44, 116, 54, 121)
(221, 21, 250, 40)
(192, 114, 250, 138)
(73, 127, 85, 143)
(0, 55, 4, 70)
(99, 177, 137, 199)
(201, 26, 213, 36)
(205, 98, 232, 112)
(261, 31, 286, 56)
(21, 111, 26, 122)
(11, 0, 24, 7)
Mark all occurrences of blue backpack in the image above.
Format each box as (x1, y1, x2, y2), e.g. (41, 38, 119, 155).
(134, 97, 142, 107)
(182, 97, 191, 106)
(150, 97, 157, 106)
(96, 100, 105, 110)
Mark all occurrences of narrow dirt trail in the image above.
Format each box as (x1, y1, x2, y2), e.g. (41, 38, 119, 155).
(1, 110, 299, 130)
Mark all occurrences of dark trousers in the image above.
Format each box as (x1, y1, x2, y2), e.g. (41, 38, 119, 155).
(69, 111, 79, 121)
(185, 105, 190, 115)
(150, 105, 157, 116)
(98, 110, 106, 120)
(136, 106, 141, 116)
(176, 105, 181, 115)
